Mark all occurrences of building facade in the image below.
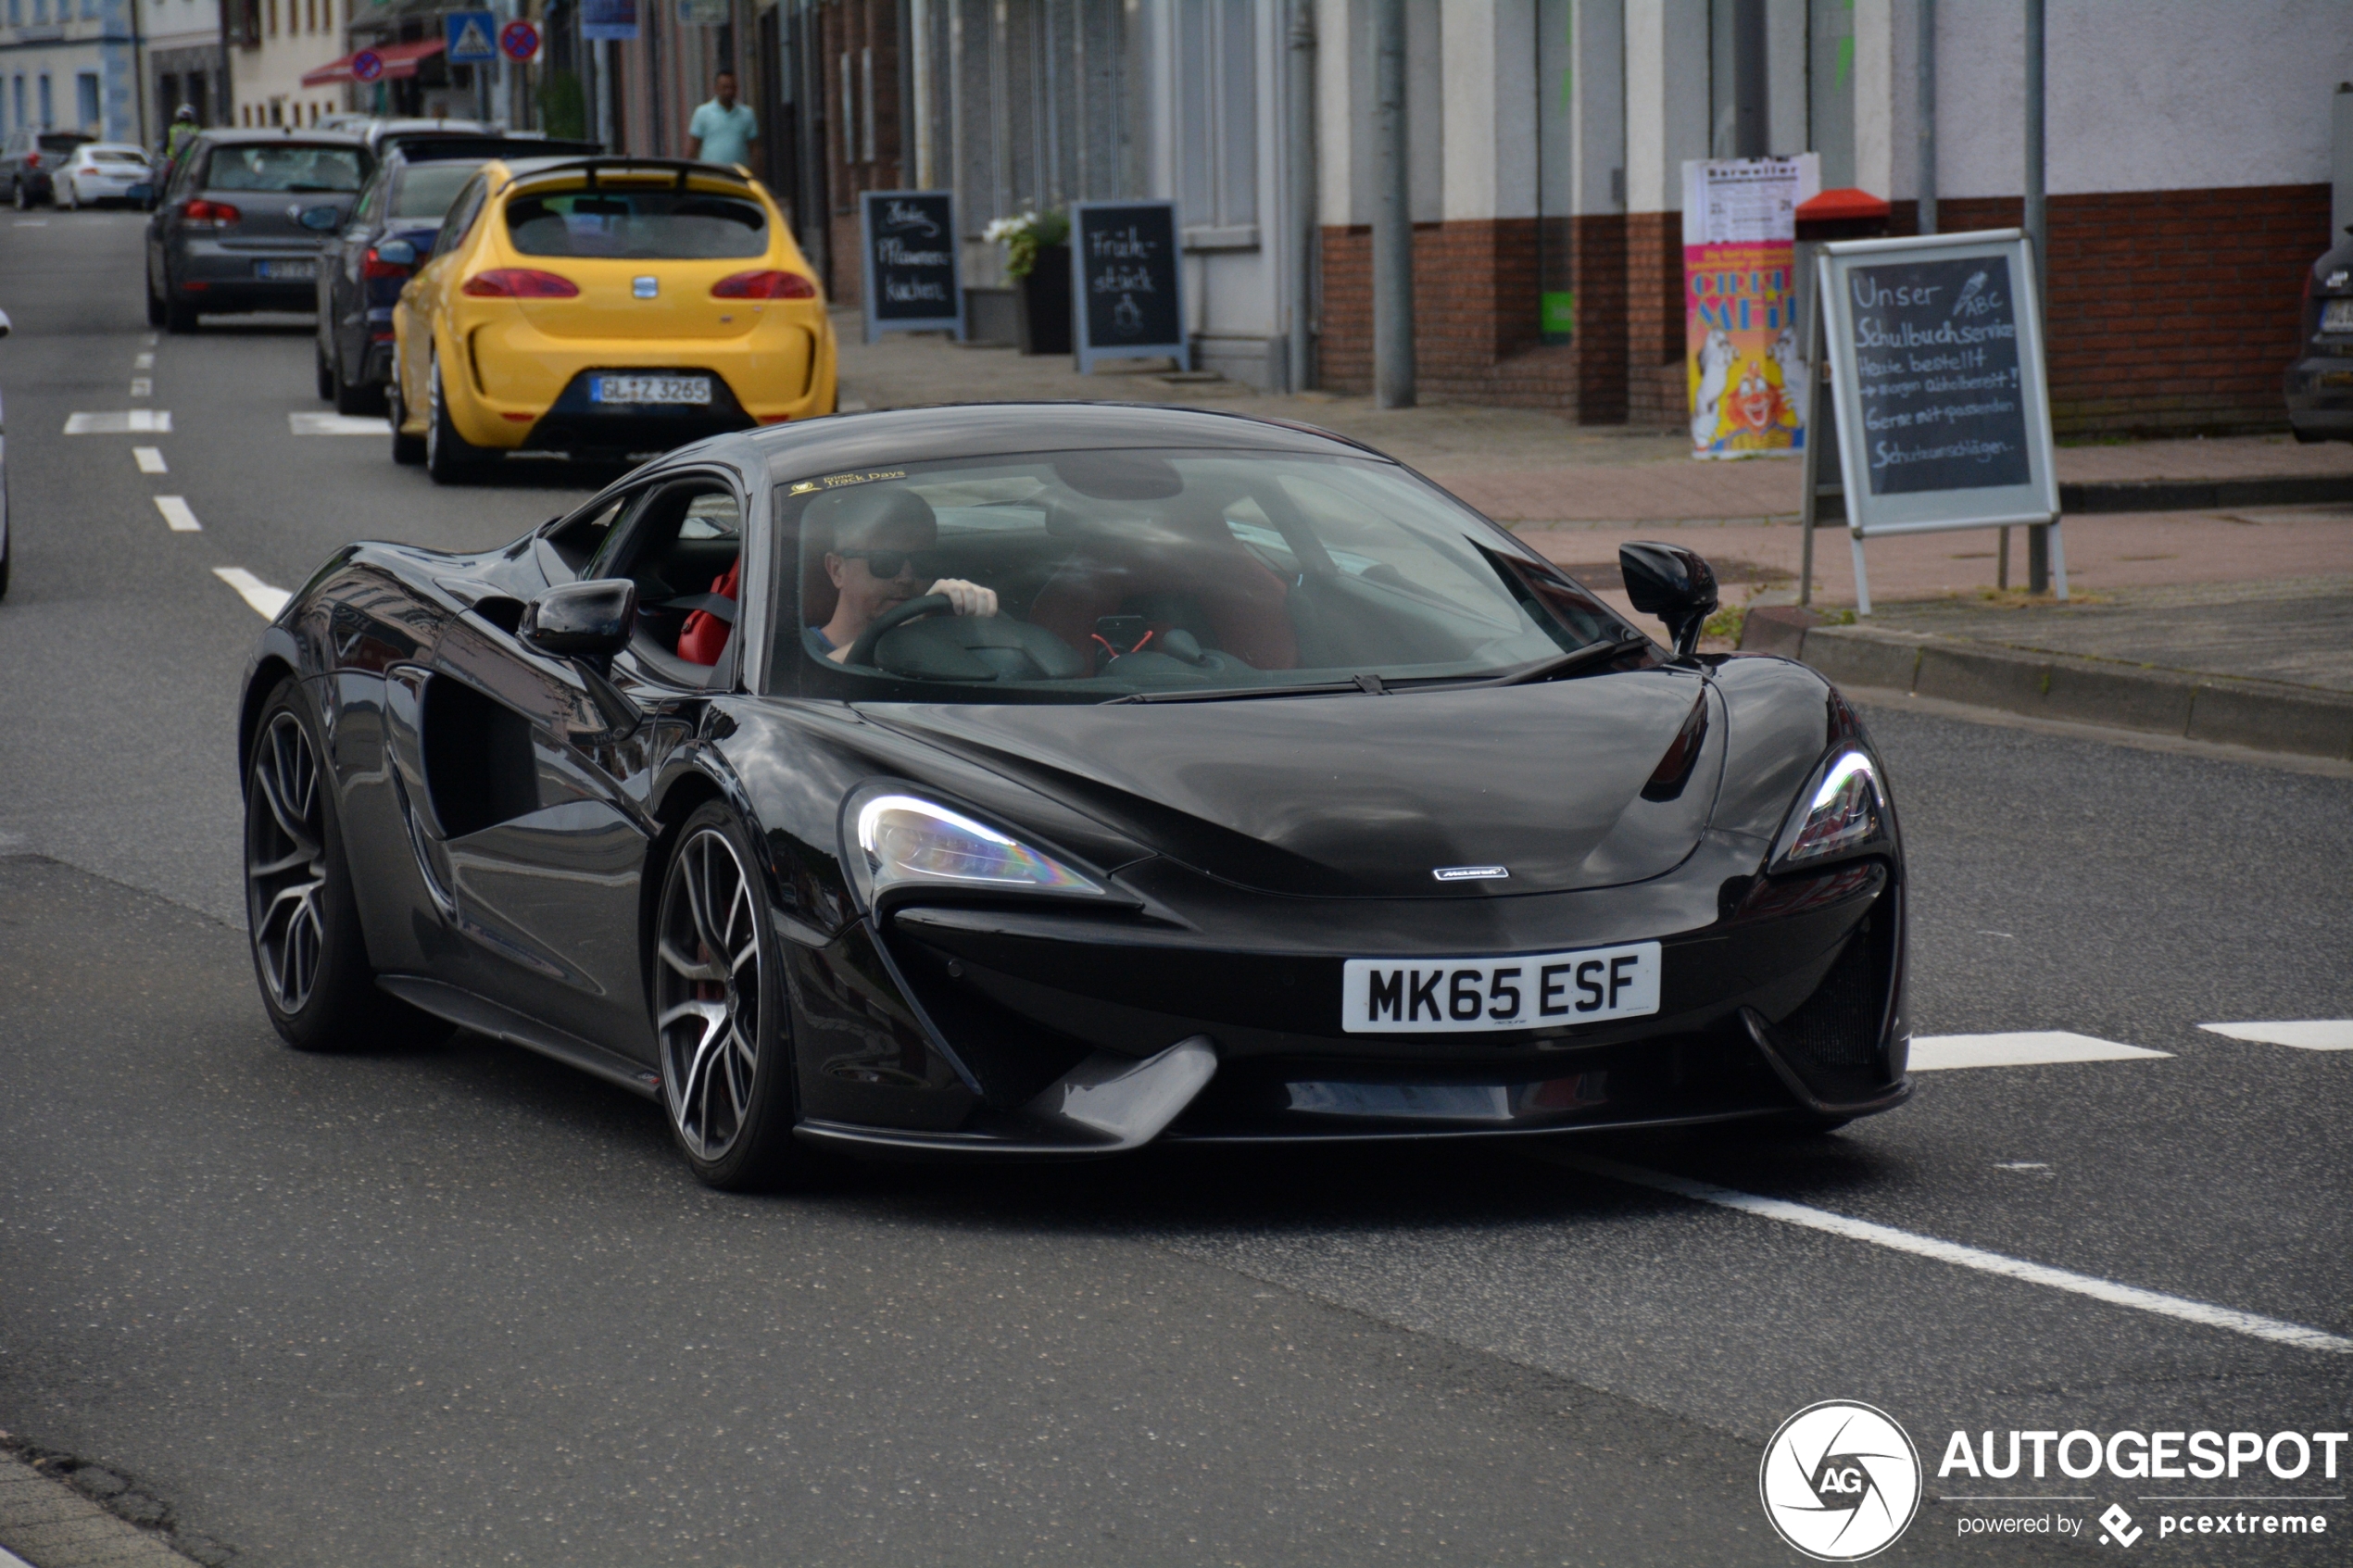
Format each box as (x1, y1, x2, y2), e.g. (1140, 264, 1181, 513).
(0, 0, 143, 145)
(141, 0, 224, 138)
(227, 0, 354, 125)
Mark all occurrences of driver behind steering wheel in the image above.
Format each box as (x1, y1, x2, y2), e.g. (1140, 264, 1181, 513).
(805, 486, 997, 663)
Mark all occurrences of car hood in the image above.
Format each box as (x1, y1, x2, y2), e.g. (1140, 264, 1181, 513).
(861, 668, 1726, 898)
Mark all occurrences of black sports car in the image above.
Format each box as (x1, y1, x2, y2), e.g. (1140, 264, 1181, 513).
(238, 404, 1910, 1189)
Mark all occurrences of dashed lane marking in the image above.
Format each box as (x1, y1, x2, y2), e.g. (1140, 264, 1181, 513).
(213, 567, 289, 620)
(1909, 1032, 2170, 1071)
(132, 446, 167, 473)
(133, 351, 154, 369)
(64, 409, 170, 433)
(1550, 1154, 2353, 1355)
(289, 411, 391, 435)
(153, 496, 200, 533)
(130, 377, 152, 396)
(2200, 1021, 2353, 1051)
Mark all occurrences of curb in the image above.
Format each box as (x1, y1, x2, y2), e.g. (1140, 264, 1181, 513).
(0, 1450, 205, 1568)
(1738, 609, 2353, 762)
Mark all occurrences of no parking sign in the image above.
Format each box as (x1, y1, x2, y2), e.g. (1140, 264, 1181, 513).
(350, 48, 384, 82)
(499, 19, 541, 63)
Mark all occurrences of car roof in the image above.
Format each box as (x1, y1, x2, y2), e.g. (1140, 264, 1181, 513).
(727, 403, 1391, 483)
(194, 128, 367, 148)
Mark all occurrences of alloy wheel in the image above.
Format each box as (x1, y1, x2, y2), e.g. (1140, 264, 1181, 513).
(654, 826, 763, 1162)
(246, 710, 329, 1014)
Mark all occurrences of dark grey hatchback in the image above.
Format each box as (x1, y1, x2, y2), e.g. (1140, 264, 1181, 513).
(145, 130, 369, 332)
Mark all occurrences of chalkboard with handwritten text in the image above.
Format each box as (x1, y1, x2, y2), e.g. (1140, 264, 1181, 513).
(859, 191, 963, 343)
(1071, 200, 1189, 373)
(1818, 231, 2057, 539)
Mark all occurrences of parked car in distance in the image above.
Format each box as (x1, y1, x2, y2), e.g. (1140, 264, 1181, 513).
(389, 155, 835, 480)
(0, 130, 94, 208)
(317, 134, 599, 416)
(57, 144, 157, 209)
(146, 130, 369, 332)
(2286, 227, 2353, 444)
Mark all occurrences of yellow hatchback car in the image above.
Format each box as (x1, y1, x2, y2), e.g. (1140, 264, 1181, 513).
(388, 156, 837, 482)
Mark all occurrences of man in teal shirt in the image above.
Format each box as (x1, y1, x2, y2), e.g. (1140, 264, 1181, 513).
(687, 71, 757, 169)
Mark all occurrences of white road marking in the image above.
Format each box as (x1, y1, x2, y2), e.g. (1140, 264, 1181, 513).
(153, 495, 201, 532)
(64, 409, 171, 434)
(213, 567, 290, 620)
(132, 446, 167, 473)
(1557, 1155, 2353, 1355)
(1994, 1161, 2050, 1171)
(289, 411, 390, 435)
(130, 377, 153, 397)
(12, 220, 46, 228)
(2199, 1020, 2353, 1052)
(133, 352, 154, 370)
(1909, 1032, 2170, 1071)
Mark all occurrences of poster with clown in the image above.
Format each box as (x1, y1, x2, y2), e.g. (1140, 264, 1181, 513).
(1682, 155, 1818, 459)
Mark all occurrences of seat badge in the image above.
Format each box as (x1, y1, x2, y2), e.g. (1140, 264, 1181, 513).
(1432, 865, 1509, 883)
(633, 276, 659, 298)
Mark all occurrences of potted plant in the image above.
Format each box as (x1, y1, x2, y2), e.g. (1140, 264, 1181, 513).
(985, 209, 1072, 356)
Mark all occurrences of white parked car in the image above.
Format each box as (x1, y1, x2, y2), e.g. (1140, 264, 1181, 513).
(57, 144, 155, 209)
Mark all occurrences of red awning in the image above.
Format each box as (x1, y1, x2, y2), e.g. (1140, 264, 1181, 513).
(302, 38, 445, 89)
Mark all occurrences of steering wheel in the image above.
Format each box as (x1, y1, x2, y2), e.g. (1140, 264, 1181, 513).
(844, 594, 951, 668)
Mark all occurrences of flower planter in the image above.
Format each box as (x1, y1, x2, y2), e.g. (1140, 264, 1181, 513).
(1015, 245, 1072, 356)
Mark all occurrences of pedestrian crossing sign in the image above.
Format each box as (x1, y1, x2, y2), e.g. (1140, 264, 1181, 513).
(446, 10, 497, 63)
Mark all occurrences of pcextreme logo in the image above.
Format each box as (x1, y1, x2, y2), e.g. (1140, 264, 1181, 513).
(1759, 1400, 1924, 1561)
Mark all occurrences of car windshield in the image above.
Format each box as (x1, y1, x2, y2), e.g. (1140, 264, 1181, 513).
(504, 186, 767, 258)
(90, 148, 150, 167)
(783, 449, 1629, 703)
(390, 160, 484, 218)
(208, 144, 364, 193)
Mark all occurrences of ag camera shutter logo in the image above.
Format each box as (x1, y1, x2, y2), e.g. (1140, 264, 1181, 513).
(1760, 1400, 1923, 1561)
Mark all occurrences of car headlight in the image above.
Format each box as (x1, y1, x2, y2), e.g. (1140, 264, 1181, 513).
(1768, 748, 1892, 871)
(846, 789, 1104, 908)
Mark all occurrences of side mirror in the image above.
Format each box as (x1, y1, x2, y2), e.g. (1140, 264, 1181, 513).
(373, 237, 418, 269)
(1618, 541, 1719, 661)
(297, 204, 342, 232)
(522, 577, 635, 662)
(0, 308, 12, 339)
(522, 579, 641, 738)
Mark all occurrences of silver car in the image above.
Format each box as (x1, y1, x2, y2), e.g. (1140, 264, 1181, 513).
(145, 130, 368, 332)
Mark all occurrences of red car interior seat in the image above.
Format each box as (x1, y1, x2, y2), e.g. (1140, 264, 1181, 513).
(674, 556, 740, 665)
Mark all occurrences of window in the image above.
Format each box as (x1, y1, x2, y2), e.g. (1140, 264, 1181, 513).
(9, 79, 21, 132)
(431, 175, 487, 257)
(1175, 0, 1256, 238)
(505, 186, 767, 260)
(36, 74, 51, 132)
(75, 73, 98, 133)
(207, 142, 363, 191)
(31, 0, 44, 22)
(390, 160, 485, 218)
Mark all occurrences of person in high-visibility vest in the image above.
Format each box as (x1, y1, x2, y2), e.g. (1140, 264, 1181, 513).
(164, 105, 199, 164)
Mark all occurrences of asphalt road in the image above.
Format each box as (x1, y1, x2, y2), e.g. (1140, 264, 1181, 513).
(2, 214, 2349, 1568)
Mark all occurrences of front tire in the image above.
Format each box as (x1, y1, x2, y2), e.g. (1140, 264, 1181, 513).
(424, 354, 488, 483)
(164, 283, 198, 333)
(244, 680, 406, 1050)
(652, 805, 811, 1190)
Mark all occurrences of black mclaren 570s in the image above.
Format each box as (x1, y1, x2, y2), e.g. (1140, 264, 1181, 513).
(238, 403, 1910, 1188)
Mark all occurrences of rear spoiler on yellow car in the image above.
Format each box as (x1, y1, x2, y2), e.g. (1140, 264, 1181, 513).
(497, 157, 761, 201)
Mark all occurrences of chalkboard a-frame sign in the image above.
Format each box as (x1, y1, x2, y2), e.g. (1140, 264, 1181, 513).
(859, 190, 963, 345)
(1814, 229, 2062, 613)
(1071, 200, 1189, 374)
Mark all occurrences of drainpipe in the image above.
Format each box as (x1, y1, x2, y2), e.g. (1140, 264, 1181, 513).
(1285, 0, 1315, 394)
(1916, 0, 1935, 234)
(1371, 0, 1413, 408)
(2022, 0, 2047, 592)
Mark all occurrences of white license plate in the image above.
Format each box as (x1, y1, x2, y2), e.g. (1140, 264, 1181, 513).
(593, 374, 712, 405)
(1341, 941, 1661, 1035)
(2323, 299, 2353, 333)
(255, 258, 316, 281)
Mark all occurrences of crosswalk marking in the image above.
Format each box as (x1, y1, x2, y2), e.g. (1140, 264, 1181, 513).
(1909, 1032, 2170, 1071)
(1554, 1154, 2353, 1355)
(212, 567, 289, 620)
(2199, 1021, 2353, 1052)
(133, 352, 154, 370)
(64, 409, 171, 434)
(130, 377, 152, 397)
(288, 412, 390, 436)
(152, 495, 201, 533)
(132, 446, 167, 473)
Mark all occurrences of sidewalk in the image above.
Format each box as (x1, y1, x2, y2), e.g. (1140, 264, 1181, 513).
(834, 315, 2353, 759)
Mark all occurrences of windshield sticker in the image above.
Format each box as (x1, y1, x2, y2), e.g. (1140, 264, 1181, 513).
(790, 469, 908, 495)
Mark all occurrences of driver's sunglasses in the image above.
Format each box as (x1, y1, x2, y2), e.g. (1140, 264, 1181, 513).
(837, 548, 939, 580)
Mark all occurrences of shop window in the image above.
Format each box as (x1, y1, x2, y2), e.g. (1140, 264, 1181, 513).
(1175, 0, 1256, 238)
(75, 72, 97, 132)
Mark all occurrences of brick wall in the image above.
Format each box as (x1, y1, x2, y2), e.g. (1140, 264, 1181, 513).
(1571, 212, 1629, 423)
(814, 0, 904, 307)
(1316, 220, 1581, 409)
(1623, 210, 1686, 428)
